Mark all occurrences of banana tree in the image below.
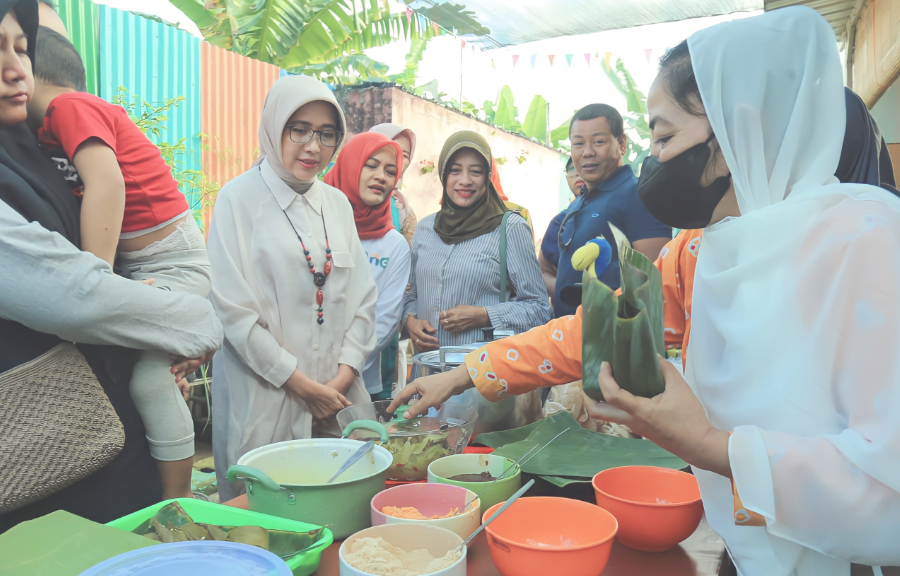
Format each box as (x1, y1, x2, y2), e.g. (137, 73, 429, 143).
(602, 58, 651, 170)
(169, 0, 436, 78)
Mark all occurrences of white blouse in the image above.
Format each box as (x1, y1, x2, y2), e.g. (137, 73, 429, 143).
(207, 159, 377, 501)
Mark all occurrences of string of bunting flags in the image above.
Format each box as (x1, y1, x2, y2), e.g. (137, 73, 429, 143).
(497, 49, 656, 69)
(401, 7, 661, 71)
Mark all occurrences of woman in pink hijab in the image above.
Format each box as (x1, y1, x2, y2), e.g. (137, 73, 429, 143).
(368, 123, 417, 245)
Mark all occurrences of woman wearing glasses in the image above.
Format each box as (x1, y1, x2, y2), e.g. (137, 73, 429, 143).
(207, 76, 377, 501)
(403, 131, 551, 368)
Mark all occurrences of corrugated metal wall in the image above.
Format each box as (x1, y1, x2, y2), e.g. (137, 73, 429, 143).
(98, 5, 202, 209)
(200, 42, 279, 194)
(57, 0, 100, 96)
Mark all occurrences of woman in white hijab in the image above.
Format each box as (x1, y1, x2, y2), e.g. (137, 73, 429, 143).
(586, 7, 900, 575)
(207, 76, 377, 501)
(369, 123, 417, 245)
(392, 7, 900, 574)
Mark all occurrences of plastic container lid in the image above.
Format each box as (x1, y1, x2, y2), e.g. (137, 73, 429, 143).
(79, 541, 292, 576)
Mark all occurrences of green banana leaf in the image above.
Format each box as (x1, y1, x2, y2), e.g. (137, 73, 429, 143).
(477, 413, 686, 481)
(582, 244, 665, 401)
(133, 503, 324, 560)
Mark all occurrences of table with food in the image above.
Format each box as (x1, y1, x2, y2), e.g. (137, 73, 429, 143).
(1, 400, 735, 576)
(0, 246, 738, 576)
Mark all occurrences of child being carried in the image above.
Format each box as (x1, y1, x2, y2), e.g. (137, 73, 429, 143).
(26, 26, 210, 500)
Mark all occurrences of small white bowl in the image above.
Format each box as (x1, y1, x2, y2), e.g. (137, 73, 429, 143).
(370, 482, 481, 542)
(339, 524, 467, 576)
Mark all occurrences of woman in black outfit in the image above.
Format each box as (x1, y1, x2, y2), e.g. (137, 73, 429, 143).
(0, 0, 222, 533)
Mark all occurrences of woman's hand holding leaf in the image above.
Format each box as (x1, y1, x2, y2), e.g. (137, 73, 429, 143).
(584, 357, 732, 478)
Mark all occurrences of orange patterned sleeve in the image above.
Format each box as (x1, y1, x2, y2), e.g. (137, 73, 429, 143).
(464, 309, 584, 401)
(463, 231, 704, 402)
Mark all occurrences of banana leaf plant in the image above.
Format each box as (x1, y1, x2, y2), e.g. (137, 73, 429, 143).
(582, 243, 664, 402)
(169, 0, 436, 75)
(602, 57, 651, 171)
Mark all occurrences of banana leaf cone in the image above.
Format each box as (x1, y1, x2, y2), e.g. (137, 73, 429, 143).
(583, 244, 665, 401)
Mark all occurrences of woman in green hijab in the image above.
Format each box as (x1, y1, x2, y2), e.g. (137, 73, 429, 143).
(402, 131, 551, 373)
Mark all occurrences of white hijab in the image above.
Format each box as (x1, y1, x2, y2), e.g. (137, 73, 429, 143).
(255, 75, 347, 191)
(684, 7, 900, 575)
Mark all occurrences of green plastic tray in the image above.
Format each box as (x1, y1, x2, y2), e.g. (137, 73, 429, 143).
(107, 498, 333, 576)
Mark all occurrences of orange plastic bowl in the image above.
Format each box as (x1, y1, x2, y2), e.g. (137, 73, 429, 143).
(592, 466, 703, 552)
(481, 497, 617, 576)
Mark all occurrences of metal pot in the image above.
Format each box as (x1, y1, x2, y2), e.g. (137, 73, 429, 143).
(225, 438, 393, 539)
(411, 341, 542, 436)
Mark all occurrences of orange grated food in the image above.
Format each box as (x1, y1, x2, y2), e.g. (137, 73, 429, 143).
(382, 506, 459, 520)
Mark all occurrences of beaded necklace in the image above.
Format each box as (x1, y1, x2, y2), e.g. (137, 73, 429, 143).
(281, 209, 332, 325)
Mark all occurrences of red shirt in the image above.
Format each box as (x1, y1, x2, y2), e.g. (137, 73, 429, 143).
(37, 92, 189, 234)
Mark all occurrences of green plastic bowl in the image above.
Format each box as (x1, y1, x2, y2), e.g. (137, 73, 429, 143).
(107, 498, 333, 576)
(428, 453, 521, 512)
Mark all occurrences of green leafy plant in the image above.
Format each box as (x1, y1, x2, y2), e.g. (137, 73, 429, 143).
(521, 95, 549, 144)
(390, 37, 431, 89)
(111, 88, 217, 225)
(551, 115, 574, 150)
(294, 53, 390, 84)
(603, 58, 651, 170)
(403, 1, 489, 36)
(170, 0, 437, 81)
(419, 159, 435, 174)
(492, 85, 521, 133)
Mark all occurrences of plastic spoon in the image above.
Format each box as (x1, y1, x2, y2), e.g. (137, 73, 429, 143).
(455, 479, 535, 553)
(463, 428, 568, 509)
(327, 441, 374, 484)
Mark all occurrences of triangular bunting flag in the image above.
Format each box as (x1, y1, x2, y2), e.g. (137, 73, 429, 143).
(565, 54, 573, 67)
(512, 54, 520, 67)
(461, 40, 466, 48)
(530, 55, 537, 68)
(644, 48, 652, 63)
(548, 55, 555, 66)
(432, 22, 440, 35)
(406, 8, 413, 22)
(603, 52, 612, 71)
(584, 53, 591, 65)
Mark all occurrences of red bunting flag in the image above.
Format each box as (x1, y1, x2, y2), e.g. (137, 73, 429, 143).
(584, 53, 591, 65)
(432, 22, 440, 35)
(548, 55, 556, 66)
(512, 54, 520, 67)
(406, 8, 413, 22)
(644, 48, 652, 63)
(461, 40, 466, 48)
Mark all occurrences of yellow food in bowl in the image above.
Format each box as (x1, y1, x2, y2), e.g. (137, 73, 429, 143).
(382, 506, 459, 520)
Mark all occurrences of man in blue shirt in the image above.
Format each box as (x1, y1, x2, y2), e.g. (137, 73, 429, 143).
(552, 104, 671, 317)
(539, 156, 583, 296)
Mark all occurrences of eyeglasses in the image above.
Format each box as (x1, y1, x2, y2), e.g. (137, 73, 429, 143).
(558, 208, 579, 249)
(285, 125, 343, 148)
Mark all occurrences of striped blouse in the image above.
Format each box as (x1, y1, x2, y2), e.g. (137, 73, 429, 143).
(402, 212, 552, 356)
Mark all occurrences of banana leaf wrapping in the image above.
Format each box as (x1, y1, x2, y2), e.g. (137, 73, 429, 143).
(132, 502, 324, 559)
(582, 243, 665, 401)
(477, 412, 686, 487)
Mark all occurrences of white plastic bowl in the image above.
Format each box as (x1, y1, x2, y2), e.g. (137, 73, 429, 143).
(339, 524, 467, 576)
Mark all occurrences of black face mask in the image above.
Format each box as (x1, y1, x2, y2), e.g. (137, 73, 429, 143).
(638, 136, 731, 229)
